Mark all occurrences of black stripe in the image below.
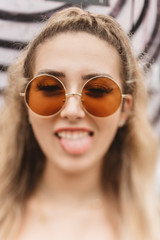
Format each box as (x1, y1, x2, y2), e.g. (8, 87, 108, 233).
(151, 42, 160, 62)
(153, 108, 160, 126)
(110, 0, 126, 18)
(138, 0, 160, 64)
(0, 88, 5, 95)
(0, 39, 27, 50)
(144, 0, 160, 53)
(0, 64, 8, 72)
(151, 107, 160, 126)
(145, 43, 160, 68)
(0, 3, 72, 23)
(129, 0, 150, 35)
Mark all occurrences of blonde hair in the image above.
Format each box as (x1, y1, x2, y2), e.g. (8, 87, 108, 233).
(0, 7, 159, 240)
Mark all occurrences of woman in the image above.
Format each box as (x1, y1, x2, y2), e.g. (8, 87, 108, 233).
(0, 7, 159, 240)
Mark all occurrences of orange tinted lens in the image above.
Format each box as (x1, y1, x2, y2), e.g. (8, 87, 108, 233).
(81, 77, 122, 117)
(25, 75, 65, 116)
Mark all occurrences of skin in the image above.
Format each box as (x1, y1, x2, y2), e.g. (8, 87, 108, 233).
(30, 32, 131, 174)
(17, 32, 132, 240)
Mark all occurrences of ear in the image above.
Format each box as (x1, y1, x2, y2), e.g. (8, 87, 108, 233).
(118, 94, 133, 127)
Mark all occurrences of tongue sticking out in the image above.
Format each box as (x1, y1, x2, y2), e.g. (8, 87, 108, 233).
(58, 135, 93, 155)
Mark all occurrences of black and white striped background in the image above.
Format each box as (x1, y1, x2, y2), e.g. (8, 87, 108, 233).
(0, 0, 159, 137)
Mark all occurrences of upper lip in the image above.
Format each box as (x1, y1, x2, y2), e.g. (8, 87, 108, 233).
(54, 127, 94, 135)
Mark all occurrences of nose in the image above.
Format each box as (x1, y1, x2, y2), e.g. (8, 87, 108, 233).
(60, 94, 85, 121)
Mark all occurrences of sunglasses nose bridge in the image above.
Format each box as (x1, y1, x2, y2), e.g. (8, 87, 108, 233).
(65, 93, 81, 98)
(64, 92, 82, 108)
(60, 92, 85, 120)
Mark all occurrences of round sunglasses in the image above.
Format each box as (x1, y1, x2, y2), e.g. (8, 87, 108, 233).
(20, 74, 128, 118)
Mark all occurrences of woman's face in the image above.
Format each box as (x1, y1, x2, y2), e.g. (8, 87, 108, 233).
(28, 32, 131, 174)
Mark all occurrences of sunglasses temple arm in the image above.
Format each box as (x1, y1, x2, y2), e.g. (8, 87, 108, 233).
(122, 94, 129, 99)
(121, 94, 129, 112)
(19, 93, 25, 97)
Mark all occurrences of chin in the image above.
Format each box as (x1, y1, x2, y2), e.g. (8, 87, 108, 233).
(47, 154, 100, 175)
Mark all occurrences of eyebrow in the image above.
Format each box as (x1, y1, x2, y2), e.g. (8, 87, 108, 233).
(37, 70, 114, 81)
(81, 73, 113, 80)
(37, 70, 65, 78)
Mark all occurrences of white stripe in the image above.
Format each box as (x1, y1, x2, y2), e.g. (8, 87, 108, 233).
(0, 20, 45, 42)
(0, 72, 8, 88)
(0, 47, 21, 65)
(0, 0, 64, 13)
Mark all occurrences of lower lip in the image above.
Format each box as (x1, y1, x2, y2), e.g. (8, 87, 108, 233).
(57, 135, 93, 155)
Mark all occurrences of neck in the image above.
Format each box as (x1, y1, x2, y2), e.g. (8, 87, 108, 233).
(38, 160, 104, 205)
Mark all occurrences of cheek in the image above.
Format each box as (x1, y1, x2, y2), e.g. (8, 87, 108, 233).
(98, 109, 121, 127)
(28, 111, 52, 140)
(96, 111, 121, 139)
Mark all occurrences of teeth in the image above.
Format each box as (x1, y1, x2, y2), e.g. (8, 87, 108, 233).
(57, 131, 89, 140)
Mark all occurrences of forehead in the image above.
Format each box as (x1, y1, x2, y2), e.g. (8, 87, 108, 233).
(34, 32, 122, 84)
